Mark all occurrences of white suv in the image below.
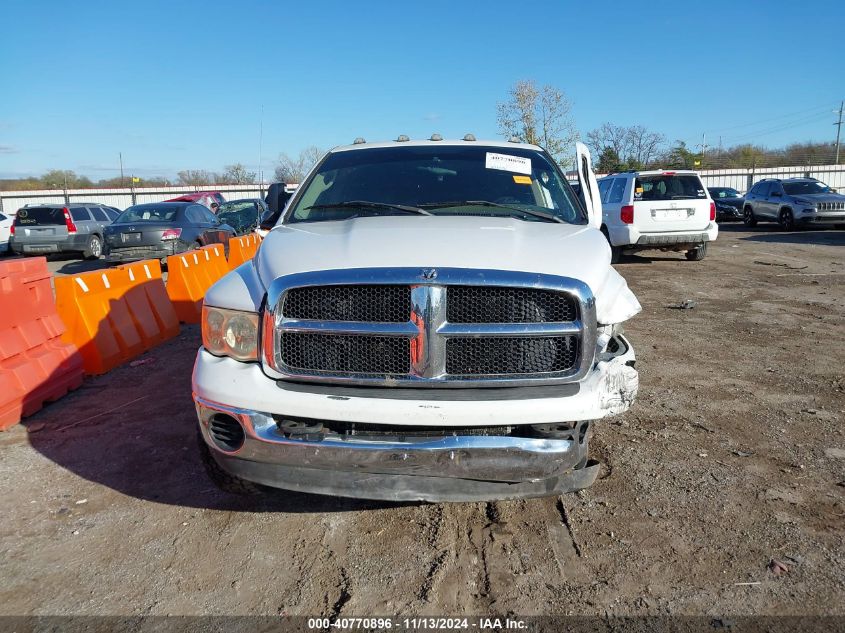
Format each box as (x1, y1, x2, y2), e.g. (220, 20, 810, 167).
(597, 170, 718, 262)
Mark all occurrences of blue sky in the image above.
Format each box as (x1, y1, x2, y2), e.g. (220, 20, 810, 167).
(1, 0, 843, 180)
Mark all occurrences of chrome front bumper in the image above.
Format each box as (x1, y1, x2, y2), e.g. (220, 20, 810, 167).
(194, 396, 598, 502)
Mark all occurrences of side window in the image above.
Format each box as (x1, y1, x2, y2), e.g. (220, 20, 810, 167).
(186, 206, 205, 223)
(90, 207, 109, 222)
(608, 178, 627, 204)
(0, 213, 6, 221)
(597, 179, 612, 203)
(202, 208, 218, 223)
(104, 208, 120, 221)
(770, 182, 784, 195)
(70, 207, 91, 222)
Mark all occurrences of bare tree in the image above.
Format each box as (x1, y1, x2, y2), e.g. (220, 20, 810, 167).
(586, 123, 665, 170)
(274, 146, 325, 183)
(220, 163, 256, 185)
(497, 80, 578, 167)
(627, 125, 665, 167)
(586, 123, 630, 164)
(177, 169, 214, 186)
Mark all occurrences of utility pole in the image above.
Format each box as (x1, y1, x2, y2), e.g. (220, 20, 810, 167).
(835, 100, 844, 165)
(119, 152, 125, 188)
(258, 105, 264, 195)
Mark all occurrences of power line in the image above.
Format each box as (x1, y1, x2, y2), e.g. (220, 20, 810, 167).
(706, 101, 838, 134)
(723, 111, 832, 144)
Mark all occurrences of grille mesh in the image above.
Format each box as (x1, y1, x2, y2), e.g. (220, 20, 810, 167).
(446, 336, 578, 376)
(281, 332, 410, 375)
(282, 285, 410, 322)
(447, 286, 577, 323)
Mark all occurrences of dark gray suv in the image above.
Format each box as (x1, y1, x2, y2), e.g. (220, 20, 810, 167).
(743, 178, 845, 230)
(10, 203, 118, 259)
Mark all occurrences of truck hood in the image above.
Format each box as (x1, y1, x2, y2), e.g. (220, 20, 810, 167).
(249, 216, 641, 324)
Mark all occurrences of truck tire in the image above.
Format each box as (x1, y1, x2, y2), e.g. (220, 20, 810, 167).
(83, 235, 102, 260)
(685, 242, 707, 261)
(197, 430, 264, 495)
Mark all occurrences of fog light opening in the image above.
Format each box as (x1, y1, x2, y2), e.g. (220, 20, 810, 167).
(208, 413, 245, 452)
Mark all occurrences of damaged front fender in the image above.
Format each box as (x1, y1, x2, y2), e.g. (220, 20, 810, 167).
(595, 334, 639, 417)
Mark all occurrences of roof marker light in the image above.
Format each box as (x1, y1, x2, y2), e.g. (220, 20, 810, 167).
(353, 137, 366, 144)
(508, 135, 521, 143)
(463, 133, 476, 141)
(430, 133, 443, 141)
(396, 134, 410, 142)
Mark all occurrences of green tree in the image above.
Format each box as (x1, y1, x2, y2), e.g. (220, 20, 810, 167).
(664, 141, 699, 169)
(596, 147, 622, 173)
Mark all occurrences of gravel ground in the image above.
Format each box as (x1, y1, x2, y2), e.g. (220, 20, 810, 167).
(0, 223, 843, 618)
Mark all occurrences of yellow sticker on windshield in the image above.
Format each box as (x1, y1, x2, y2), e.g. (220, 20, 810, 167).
(513, 175, 532, 184)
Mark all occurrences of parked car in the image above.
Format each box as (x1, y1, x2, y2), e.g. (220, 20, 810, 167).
(165, 192, 226, 213)
(192, 137, 641, 501)
(743, 177, 845, 230)
(9, 203, 116, 259)
(257, 183, 298, 237)
(103, 202, 235, 264)
(597, 170, 718, 262)
(0, 212, 13, 254)
(216, 198, 267, 236)
(708, 186, 744, 221)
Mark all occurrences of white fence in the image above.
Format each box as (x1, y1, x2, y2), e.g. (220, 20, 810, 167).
(574, 164, 845, 193)
(2, 164, 845, 215)
(0, 184, 268, 215)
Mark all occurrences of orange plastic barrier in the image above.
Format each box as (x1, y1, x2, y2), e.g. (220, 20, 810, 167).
(55, 269, 146, 375)
(0, 258, 84, 429)
(166, 247, 229, 323)
(227, 234, 261, 270)
(201, 243, 229, 280)
(116, 259, 180, 347)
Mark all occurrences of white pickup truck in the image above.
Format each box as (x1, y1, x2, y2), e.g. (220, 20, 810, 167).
(192, 137, 641, 502)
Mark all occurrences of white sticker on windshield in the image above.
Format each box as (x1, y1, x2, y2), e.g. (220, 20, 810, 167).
(485, 152, 532, 175)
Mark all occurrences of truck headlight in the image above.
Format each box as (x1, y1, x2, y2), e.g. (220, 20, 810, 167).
(202, 306, 259, 362)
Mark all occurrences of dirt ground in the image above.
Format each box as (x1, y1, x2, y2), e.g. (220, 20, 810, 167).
(1, 223, 843, 618)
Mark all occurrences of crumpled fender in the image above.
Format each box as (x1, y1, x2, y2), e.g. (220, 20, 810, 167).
(593, 266, 642, 325)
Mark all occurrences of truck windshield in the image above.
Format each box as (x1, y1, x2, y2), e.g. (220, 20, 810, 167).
(287, 145, 586, 224)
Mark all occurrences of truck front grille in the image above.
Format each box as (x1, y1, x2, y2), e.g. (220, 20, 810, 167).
(445, 336, 578, 376)
(446, 286, 577, 323)
(283, 285, 409, 322)
(280, 332, 410, 376)
(265, 268, 596, 387)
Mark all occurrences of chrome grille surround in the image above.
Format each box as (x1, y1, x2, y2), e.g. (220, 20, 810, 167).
(261, 268, 597, 388)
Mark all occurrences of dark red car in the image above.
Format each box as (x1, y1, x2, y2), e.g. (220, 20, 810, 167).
(165, 191, 226, 212)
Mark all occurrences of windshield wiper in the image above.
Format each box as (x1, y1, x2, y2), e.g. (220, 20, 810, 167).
(303, 200, 432, 216)
(420, 200, 565, 223)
